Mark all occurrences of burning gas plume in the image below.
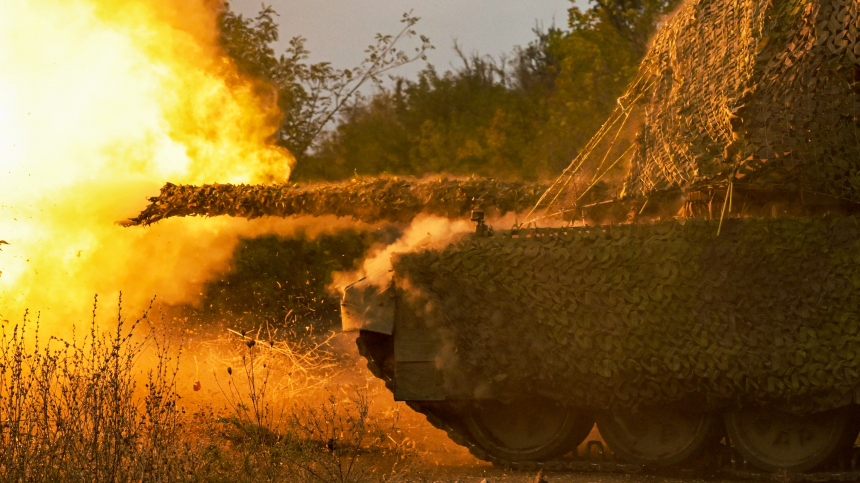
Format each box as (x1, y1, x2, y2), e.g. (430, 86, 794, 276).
(0, 0, 295, 326)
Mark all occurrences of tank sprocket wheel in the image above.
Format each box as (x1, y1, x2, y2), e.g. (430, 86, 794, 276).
(596, 406, 719, 467)
(463, 398, 594, 462)
(724, 405, 856, 473)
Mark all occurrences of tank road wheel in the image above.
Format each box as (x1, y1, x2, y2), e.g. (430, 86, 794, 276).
(464, 398, 594, 462)
(724, 406, 855, 472)
(596, 406, 718, 466)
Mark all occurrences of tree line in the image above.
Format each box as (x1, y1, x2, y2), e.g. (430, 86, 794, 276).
(220, 0, 680, 182)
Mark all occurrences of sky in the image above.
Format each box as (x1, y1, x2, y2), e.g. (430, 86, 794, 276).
(228, 0, 587, 80)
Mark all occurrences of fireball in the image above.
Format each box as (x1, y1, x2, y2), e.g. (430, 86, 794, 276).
(0, 0, 295, 326)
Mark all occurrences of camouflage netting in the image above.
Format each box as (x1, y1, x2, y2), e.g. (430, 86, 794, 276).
(531, 0, 860, 220)
(123, 177, 547, 226)
(393, 216, 860, 412)
(631, 0, 860, 198)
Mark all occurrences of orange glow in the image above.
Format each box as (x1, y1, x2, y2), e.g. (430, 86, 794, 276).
(0, 0, 295, 325)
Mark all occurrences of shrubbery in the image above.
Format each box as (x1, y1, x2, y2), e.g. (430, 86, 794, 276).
(0, 299, 411, 483)
(183, 230, 373, 330)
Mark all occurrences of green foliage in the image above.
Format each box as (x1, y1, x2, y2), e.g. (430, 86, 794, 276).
(295, 32, 570, 181)
(218, 3, 432, 159)
(295, 0, 681, 182)
(578, 0, 682, 54)
(218, 4, 281, 81)
(188, 232, 372, 326)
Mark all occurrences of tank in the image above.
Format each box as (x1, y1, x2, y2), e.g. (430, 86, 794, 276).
(342, 0, 860, 475)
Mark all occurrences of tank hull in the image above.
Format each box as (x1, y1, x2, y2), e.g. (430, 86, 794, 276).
(343, 216, 860, 472)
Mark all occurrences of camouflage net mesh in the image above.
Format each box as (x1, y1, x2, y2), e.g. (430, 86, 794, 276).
(123, 177, 546, 226)
(385, 0, 860, 410)
(393, 216, 860, 411)
(528, 0, 860, 222)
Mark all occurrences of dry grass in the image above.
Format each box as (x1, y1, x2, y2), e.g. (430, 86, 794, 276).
(0, 296, 412, 483)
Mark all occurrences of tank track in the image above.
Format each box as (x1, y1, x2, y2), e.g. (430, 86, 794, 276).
(354, 331, 860, 481)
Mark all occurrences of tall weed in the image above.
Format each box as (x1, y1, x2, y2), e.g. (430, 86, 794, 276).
(0, 295, 189, 483)
(0, 297, 411, 482)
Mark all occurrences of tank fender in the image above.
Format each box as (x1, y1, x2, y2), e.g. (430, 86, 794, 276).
(341, 275, 395, 335)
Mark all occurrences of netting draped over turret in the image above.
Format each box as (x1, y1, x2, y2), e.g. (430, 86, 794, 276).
(528, 0, 860, 222)
(629, 0, 770, 193)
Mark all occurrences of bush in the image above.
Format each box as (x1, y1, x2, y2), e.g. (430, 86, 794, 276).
(0, 296, 190, 483)
(0, 297, 411, 483)
(185, 231, 374, 330)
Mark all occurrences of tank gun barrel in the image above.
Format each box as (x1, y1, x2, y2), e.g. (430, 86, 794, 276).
(121, 176, 548, 226)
